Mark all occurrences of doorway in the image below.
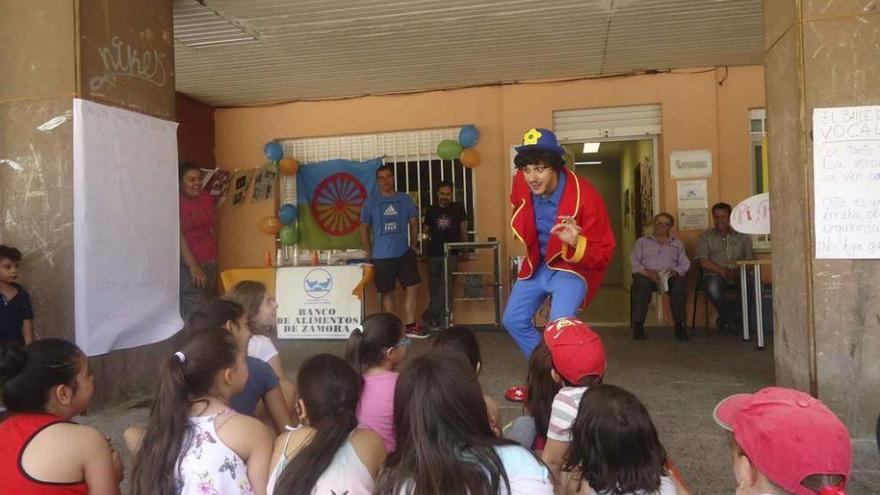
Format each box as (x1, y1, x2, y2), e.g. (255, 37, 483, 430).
(561, 137, 660, 325)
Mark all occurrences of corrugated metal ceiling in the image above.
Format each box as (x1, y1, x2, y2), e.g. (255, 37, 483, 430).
(173, 0, 764, 107)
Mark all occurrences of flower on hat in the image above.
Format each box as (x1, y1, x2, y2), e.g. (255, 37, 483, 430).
(523, 128, 542, 145)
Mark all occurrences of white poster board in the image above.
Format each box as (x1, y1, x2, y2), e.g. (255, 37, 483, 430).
(276, 265, 364, 339)
(670, 150, 712, 178)
(731, 193, 771, 235)
(73, 99, 182, 356)
(813, 106, 880, 259)
(676, 179, 708, 209)
(678, 209, 709, 230)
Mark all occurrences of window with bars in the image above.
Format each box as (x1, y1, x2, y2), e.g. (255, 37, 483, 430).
(279, 127, 477, 254)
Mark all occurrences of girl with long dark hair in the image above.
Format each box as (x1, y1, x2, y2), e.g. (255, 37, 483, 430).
(268, 354, 386, 495)
(504, 342, 561, 453)
(376, 353, 553, 495)
(562, 384, 678, 495)
(345, 312, 408, 452)
(0, 339, 122, 494)
(128, 327, 274, 495)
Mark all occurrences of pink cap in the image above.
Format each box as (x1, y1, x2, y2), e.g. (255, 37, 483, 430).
(713, 387, 851, 495)
(543, 317, 606, 384)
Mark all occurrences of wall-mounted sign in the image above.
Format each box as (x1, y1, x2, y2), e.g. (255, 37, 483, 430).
(813, 105, 880, 259)
(670, 150, 712, 178)
(731, 193, 770, 235)
(676, 179, 708, 209)
(678, 208, 709, 231)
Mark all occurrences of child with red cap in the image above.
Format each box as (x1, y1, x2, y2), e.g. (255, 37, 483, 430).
(539, 316, 607, 482)
(714, 387, 852, 495)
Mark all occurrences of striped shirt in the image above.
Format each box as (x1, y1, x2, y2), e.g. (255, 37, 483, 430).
(546, 386, 588, 442)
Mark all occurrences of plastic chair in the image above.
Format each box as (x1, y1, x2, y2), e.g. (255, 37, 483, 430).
(220, 267, 276, 296)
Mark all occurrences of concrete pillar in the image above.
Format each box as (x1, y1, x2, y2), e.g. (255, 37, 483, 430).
(0, 0, 175, 405)
(764, 0, 880, 436)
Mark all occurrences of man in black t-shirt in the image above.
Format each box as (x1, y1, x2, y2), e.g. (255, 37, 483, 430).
(421, 181, 467, 330)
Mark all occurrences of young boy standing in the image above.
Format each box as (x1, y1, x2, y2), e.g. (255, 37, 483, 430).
(0, 245, 34, 345)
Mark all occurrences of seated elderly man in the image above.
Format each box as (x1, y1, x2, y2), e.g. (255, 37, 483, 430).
(630, 213, 691, 341)
(696, 202, 754, 333)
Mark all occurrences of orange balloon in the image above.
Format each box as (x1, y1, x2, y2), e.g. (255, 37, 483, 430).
(260, 216, 283, 235)
(279, 157, 299, 175)
(460, 148, 481, 168)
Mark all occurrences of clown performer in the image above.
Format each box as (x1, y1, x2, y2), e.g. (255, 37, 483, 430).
(504, 128, 615, 360)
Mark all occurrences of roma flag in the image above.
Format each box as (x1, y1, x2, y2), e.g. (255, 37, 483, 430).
(296, 158, 381, 249)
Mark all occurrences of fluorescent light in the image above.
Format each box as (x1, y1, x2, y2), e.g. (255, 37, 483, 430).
(575, 161, 602, 165)
(582, 143, 600, 153)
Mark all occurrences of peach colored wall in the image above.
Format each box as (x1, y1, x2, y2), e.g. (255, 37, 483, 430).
(213, 66, 765, 323)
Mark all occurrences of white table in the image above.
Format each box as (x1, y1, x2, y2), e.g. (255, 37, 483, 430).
(736, 259, 771, 349)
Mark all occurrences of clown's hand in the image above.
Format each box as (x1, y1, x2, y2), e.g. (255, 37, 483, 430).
(550, 217, 581, 248)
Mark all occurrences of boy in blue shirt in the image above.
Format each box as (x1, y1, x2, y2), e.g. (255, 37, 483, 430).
(359, 164, 426, 338)
(0, 245, 35, 345)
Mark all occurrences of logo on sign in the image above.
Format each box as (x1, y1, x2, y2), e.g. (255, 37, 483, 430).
(304, 269, 333, 299)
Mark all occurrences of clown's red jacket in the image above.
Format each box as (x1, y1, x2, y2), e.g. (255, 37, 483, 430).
(510, 168, 616, 308)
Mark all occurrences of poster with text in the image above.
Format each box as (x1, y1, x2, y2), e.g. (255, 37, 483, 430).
(276, 265, 364, 339)
(678, 209, 709, 230)
(73, 99, 182, 356)
(814, 106, 880, 258)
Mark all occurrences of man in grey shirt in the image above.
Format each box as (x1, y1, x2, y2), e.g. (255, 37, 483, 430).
(695, 202, 754, 332)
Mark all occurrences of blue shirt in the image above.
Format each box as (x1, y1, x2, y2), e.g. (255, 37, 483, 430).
(532, 172, 566, 259)
(360, 191, 418, 259)
(230, 356, 279, 416)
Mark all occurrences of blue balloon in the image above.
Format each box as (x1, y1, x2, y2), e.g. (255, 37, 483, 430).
(458, 125, 480, 148)
(264, 141, 284, 161)
(279, 203, 298, 225)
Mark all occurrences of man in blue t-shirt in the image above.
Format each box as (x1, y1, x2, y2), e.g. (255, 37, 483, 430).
(359, 164, 426, 338)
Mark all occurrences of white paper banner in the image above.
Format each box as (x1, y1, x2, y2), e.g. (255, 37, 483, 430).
(73, 99, 182, 356)
(813, 106, 880, 259)
(276, 265, 364, 339)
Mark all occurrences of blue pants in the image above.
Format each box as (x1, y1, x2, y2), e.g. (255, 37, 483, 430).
(502, 264, 587, 358)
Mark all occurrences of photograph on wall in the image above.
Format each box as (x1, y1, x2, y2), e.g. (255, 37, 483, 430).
(230, 168, 256, 207)
(251, 166, 277, 202)
(201, 168, 231, 202)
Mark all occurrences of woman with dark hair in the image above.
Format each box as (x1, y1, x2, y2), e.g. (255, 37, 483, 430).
(563, 384, 678, 495)
(0, 339, 123, 494)
(376, 353, 552, 495)
(179, 161, 219, 319)
(268, 354, 386, 495)
(345, 312, 408, 452)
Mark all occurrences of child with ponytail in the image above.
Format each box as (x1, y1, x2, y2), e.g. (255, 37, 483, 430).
(0, 339, 123, 494)
(344, 312, 408, 452)
(128, 327, 273, 495)
(268, 354, 386, 495)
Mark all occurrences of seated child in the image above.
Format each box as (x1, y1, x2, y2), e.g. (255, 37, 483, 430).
(188, 298, 292, 433)
(376, 353, 553, 494)
(562, 384, 680, 495)
(713, 386, 851, 495)
(224, 280, 297, 414)
(540, 317, 606, 482)
(431, 325, 500, 435)
(345, 312, 408, 453)
(503, 342, 560, 453)
(268, 354, 386, 495)
(0, 339, 123, 494)
(0, 245, 35, 345)
(127, 327, 274, 495)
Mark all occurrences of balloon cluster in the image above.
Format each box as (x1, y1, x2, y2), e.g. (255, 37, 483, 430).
(261, 141, 300, 246)
(436, 125, 481, 168)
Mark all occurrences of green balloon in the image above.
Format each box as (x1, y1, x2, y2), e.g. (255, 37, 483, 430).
(437, 139, 463, 160)
(279, 225, 297, 246)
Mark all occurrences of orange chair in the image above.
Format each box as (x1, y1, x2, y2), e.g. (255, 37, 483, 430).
(220, 267, 277, 296)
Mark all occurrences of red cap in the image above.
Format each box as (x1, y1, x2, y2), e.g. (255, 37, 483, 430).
(713, 387, 852, 495)
(543, 317, 606, 384)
